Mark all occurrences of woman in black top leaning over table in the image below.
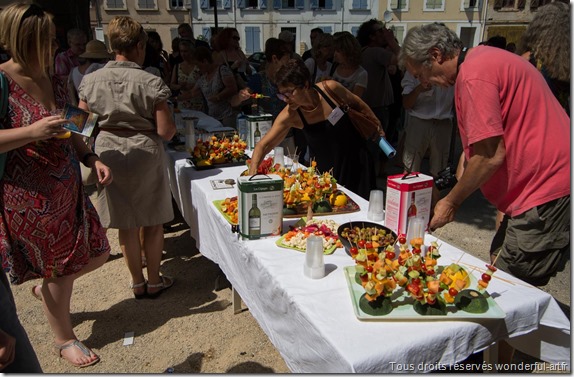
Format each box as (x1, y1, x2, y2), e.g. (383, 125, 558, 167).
(248, 58, 380, 200)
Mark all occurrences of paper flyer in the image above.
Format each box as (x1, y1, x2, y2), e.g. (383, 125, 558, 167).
(61, 103, 98, 137)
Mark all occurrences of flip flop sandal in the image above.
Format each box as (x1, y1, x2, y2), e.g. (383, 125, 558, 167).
(54, 340, 100, 368)
(147, 275, 175, 299)
(130, 280, 148, 299)
(30, 285, 42, 301)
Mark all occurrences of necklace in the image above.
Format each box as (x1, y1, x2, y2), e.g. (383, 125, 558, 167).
(300, 90, 320, 112)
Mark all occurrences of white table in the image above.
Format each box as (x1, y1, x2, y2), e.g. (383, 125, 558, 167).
(164, 150, 571, 373)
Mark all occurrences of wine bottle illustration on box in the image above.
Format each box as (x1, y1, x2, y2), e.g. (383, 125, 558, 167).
(253, 123, 261, 146)
(407, 192, 417, 220)
(248, 194, 261, 236)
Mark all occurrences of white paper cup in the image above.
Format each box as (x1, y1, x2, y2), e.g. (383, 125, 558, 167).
(273, 146, 285, 168)
(304, 235, 325, 279)
(367, 190, 385, 222)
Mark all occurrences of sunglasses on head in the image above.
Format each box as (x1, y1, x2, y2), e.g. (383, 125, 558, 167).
(20, 4, 44, 27)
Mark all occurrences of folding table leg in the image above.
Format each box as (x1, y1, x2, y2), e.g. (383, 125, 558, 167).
(483, 341, 499, 373)
(232, 286, 243, 314)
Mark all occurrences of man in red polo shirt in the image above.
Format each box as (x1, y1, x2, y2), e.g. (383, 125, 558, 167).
(54, 28, 87, 80)
(400, 23, 570, 287)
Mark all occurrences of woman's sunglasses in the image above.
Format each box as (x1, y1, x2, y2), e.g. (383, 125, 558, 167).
(276, 89, 295, 102)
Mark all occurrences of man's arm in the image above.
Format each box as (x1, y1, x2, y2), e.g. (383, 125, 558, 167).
(429, 136, 506, 230)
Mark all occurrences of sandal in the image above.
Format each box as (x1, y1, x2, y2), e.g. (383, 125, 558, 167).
(146, 275, 174, 299)
(31, 285, 42, 301)
(130, 280, 147, 299)
(54, 339, 100, 368)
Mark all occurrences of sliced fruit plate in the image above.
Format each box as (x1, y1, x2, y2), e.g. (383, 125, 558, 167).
(275, 218, 342, 255)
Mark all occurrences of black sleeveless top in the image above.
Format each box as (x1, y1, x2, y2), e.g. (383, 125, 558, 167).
(296, 84, 375, 200)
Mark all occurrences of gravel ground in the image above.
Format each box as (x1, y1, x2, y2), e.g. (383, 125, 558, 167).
(9, 169, 570, 373)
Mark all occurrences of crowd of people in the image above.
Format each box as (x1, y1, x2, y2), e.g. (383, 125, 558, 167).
(0, 0, 570, 372)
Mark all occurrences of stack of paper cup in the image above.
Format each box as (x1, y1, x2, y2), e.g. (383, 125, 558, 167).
(367, 190, 385, 222)
(304, 235, 325, 279)
(406, 217, 427, 254)
(184, 117, 196, 151)
(273, 146, 285, 168)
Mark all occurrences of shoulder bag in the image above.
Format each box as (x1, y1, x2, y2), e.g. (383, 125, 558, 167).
(321, 81, 381, 141)
(0, 72, 9, 180)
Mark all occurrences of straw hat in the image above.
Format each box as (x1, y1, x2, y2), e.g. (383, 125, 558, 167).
(79, 40, 113, 59)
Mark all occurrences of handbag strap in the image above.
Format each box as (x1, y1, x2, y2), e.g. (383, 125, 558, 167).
(0, 72, 8, 120)
(320, 81, 348, 111)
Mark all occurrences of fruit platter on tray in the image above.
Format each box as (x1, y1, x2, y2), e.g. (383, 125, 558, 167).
(276, 218, 343, 255)
(240, 157, 360, 217)
(338, 222, 505, 320)
(187, 134, 249, 169)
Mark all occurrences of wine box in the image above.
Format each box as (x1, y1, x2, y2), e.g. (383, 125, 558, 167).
(385, 172, 433, 236)
(245, 113, 273, 150)
(238, 174, 284, 240)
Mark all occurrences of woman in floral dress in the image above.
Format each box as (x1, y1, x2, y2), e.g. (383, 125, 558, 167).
(0, 3, 112, 368)
(170, 38, 203, 111)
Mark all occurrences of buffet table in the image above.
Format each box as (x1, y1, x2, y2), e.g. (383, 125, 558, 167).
(164, 149, 570, 373)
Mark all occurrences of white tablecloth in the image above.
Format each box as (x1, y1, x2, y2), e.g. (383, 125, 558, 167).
(164, 151, 571, 373)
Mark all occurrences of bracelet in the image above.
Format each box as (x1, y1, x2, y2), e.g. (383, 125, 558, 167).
(82, 152, 99, 167)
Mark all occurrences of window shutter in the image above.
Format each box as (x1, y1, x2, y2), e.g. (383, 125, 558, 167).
(246, 27, 254, 54)
(296, 0, 304, 9)
(259, 0, 267, 8)
(202, 27, 212, 41)
(463, 0, 471, 8)
(224, 0, 231, 8)
(517, 0, 525, 9)
(273, 0, 281, 8)
(390, 0, 399, 9)
(200, 0, 209, 8)
(254, 27, 261, 52)
(238, 0, 246, 7)
(493, 0, 503, 9)
(324, 0, 333, 9)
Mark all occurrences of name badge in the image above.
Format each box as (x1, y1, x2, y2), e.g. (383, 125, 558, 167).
(327, 106, 345, 126)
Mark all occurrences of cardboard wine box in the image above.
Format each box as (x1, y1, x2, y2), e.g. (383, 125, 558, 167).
(238, 174, 284, 240)
(246, 113, 273, 150)
(385, 173, 433, 236)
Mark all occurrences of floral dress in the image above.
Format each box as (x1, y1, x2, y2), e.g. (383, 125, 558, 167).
(176, 63, 203, 111)
(0, 72, 110, 285)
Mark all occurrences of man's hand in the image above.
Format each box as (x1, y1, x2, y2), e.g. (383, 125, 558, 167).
(0, 329, 16, 371)
(429, 197, 458, 231)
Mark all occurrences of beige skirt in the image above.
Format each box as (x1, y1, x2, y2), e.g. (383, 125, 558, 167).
(94, 130, 174, 229)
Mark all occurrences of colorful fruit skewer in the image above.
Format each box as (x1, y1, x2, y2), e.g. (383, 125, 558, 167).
(250, 93, 270, 99)
(477, 251, 500, 292)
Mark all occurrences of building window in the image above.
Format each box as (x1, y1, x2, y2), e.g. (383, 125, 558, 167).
(389, 0, 408, 11)
(105, 0, 126, 9)
(352, 0, 369, 10)
(461, 0, 481, 10)
(247, 0, 258, 7)
(493, 0, 527, 10)
(389, 25, 405, 44)
(137, 0, 157, 10)
(310, 0, 334, 9)
(169, 0, 185, 8)
(200, 0, 232, 9)
(424, 0, 444, 11)
(273, 0, 303, 8)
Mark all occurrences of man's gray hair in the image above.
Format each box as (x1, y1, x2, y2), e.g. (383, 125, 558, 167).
(399, 23, 463, 69)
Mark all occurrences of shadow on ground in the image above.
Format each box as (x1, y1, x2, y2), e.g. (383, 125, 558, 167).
(71, 229, 230, 350)
(168, 355, 277, 373)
